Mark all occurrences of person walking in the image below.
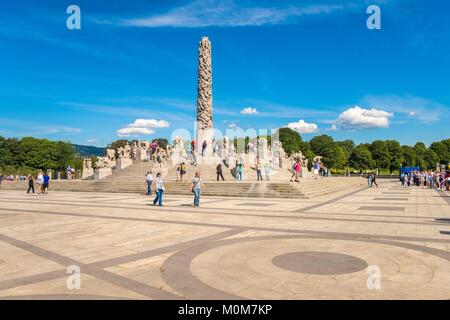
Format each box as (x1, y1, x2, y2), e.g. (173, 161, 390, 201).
(367, 172, 372, 187)
(191, 172, 205, 208)
(180, 162, 187, 182)
(313, 160, 320, 180)
(37, 172, 44, 194)
(236, 163, 243, 181)
(216, 162, 225, 181)
(176, 163, 181, 182)
(294, 160, 301, 182)
(202, 141, 207, 157)
(42, 172, 50, 194)
(264, 161, 272, 181)
(0, 173, 3, 190)
(27, 175, 35, 194)
(146, 171, 154, 196)
(371, 173, 379, 188)
(255, 157, 263, 181)
(289, 160, 297, 182)
(152, 173, 164, 207)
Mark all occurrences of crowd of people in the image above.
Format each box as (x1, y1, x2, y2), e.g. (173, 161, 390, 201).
(400, 170, 450, 190)
(0, 171, 51, 194)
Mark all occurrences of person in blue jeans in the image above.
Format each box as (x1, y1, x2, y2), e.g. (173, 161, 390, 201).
(191, 172, 205, 207)
(153, 173, 164, 207)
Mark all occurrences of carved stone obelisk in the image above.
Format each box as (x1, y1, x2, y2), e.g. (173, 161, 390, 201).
(196, 37, 213, 157)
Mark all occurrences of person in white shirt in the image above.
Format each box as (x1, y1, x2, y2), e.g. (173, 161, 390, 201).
(37, 172, 44, 194)
(146, 171, 154, 196)
(152, 173, 164, 207)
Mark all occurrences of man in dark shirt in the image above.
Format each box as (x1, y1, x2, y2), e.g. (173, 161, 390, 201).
(27, 175, 35, 194)
(216, 163, 225, 181)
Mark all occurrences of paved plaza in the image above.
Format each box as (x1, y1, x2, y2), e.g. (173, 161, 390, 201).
(0, 180, 449, 300)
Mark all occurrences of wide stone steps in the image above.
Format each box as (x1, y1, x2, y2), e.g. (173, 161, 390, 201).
(1, 177, 365, 199)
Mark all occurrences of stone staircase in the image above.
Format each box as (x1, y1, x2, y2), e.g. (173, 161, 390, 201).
(101, 161, 156, 182)
(1, 177, 365, 199)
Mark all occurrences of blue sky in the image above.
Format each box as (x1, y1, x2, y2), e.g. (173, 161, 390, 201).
(0, 0, 449, 147)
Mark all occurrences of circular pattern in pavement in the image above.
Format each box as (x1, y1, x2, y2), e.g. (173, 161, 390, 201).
(272, 251, 368, 275)
(162, 234, 450, 299)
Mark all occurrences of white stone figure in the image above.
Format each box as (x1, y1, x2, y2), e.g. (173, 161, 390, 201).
(257, 137, 269, 160)
(84, 158, 92, 169)
(106, 148, 116, 161)
(124, 143, 132, 159)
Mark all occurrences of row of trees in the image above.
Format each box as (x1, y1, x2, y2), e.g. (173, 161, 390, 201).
(1, 133, 449, 175)
(277, 128, 450, 173)
(0, 136, 81, 175)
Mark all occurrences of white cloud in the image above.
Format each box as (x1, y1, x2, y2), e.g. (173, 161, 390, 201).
(118, 0, 346, 28)
(334, 106, 393, 130)
(228, 123, 237, 128)
(116, 118, 169, 137)
(286, 119, 318, 134)
(117, 127, 155, 137)
(86, 139, 99, 144)
(240, 107, 258, 115)
(128, 119, 170, 128)
(361, 95, 446, 123)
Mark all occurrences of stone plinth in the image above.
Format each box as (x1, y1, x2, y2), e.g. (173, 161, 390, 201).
(82, 168, 94, 180)
(116, 158, 133, 170)
(94, 168, 112, 180)
(136, 150, 147, 162)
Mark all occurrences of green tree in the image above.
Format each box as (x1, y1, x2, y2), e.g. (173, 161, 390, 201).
(152, 138, 169, 149)
(337, 139, 355, 166)
(276, 127, 302, 156)
(424, 149, 439, 170)
(349, 145, 373, 170)
(385, 140, 403, 173)
(108, 140, 130, 152)
(370, 140, 390, 170)
(401, 145, 416, 167)
(429, 140, 450, 165)
(309, 135, 344, 168)
(413, 142, 427, 169)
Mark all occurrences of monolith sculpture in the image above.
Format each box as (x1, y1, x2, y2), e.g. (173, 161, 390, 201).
(196, 37, 213, 157)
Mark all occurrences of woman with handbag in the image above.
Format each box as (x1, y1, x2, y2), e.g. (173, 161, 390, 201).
(152, 173, 165, 207)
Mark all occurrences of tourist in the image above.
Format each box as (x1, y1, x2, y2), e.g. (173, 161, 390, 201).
(146, 171, 154, 196)
(212, 138, 217, 155)
(180, 162, 187, 181)
(371, 173, 379, 188)
(37, 172, 44, 194)
(152, 173, 164, 207)
(289, 160, 297, 182)
(42, 172, 50, 194)
(202, 140, 207, 157)
(191, 172, 204, 207)
(294, 160, 301, 182)
(176, 163, 181, 182)
(216, 162, 225, 181)
(264, 161, 273, 181)
(0, 172, 3, 189)
(236, 163, 243, 181)
(313, 160, 320, 180)
(27, 175, 35, 194)
(255, 157, 263, 181)
(367, 173, 372, 187)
